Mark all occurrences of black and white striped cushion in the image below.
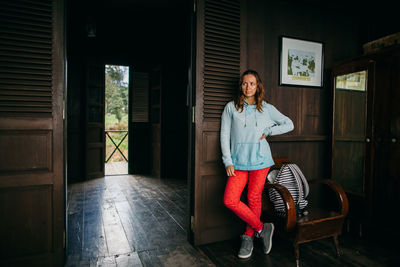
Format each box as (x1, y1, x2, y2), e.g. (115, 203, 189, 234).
(267, 164, 308, 215)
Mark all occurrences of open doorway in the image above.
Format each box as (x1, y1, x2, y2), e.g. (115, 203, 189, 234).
(65, 0, 193, 264)
(104, 65, 129, 176)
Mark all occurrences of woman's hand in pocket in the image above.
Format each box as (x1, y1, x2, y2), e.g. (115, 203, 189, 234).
(226, 165, 236, 177)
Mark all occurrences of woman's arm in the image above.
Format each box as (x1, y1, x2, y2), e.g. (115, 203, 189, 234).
(263, 104, 294, 136)
(220, 103, 233, 167)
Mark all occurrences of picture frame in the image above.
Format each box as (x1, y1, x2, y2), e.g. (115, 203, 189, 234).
(335, 70, 367, 91)
(279, 36, 324, 87)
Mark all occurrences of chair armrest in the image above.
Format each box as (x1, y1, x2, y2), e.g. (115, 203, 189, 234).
(309, 179, 349, 217)
(264, 183, 297, 231)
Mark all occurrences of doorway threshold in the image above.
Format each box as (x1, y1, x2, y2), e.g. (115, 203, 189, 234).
(105, 162, 128, 176)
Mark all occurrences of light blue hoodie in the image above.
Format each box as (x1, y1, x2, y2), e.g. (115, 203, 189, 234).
(220, 100, 294, 170)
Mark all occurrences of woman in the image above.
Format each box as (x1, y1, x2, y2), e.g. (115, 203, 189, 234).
(220, 69, 294, 258)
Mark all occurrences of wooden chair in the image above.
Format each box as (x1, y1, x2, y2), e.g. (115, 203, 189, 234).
(261, 158, 349, 267)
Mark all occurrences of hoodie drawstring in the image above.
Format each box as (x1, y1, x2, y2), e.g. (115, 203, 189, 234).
(244, 109, 247, 127)
(244, 104, 257, 127)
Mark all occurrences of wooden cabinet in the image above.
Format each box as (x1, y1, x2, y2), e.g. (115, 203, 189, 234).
(331, 47, 400, 237)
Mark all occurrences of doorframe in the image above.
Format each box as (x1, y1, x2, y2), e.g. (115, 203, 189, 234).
(103, 62, 132, 176)
(187, 0, 196, 244)
(56, 0, 67, 263)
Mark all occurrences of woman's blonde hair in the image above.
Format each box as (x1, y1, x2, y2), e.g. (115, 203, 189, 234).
(234, 69, 265, 112)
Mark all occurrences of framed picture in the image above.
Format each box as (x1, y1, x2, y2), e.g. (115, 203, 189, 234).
(279, 36, 324, 87)
(335, 70, 367, 91)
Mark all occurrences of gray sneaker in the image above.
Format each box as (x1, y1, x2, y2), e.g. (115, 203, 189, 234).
(238, 235, 253, 258)
(259, 222, 274, 254)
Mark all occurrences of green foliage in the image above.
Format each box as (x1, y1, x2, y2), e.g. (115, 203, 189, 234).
(288, 55, 293, 75)
(308, 59, 315, 73)
(105, 65, 129, 162)
(105, 114, 128, 130)
(105, 65, 128, 124)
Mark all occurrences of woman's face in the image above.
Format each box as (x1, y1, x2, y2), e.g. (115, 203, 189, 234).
(241, 74, 257, 99)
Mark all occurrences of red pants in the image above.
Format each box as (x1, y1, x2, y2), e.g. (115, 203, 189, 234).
(223, 167, 270, 237)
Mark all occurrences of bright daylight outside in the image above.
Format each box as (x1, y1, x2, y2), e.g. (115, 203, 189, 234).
(105, 65, 129, 175)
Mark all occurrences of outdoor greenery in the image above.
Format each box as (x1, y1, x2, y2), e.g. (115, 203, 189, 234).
(105, 65, 129, 162)
(105, 65, 128, 125)
(106, 132, 128, 162)
(105, 113, 128, 130)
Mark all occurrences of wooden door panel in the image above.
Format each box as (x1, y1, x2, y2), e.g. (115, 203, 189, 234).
(85, 64, 105, 179)
(0, 0, 65, 265)
(201, 131, 221, 163)
(193, 0, 243, 245)
(332, 60, 374, 198)
(0, 185, 52, 258)
(334, 90, 367, 138)
(0, 130, 52, 172)
(376, 52, 400, 226)
(332, 58, 376, 237)
(333, 88, 368, 196)
(333, 142, 365, 195)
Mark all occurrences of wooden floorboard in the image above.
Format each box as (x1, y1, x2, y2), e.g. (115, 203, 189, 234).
(66, 174, 396, 267)
(65, 175, 211, 267)
(199, 229, 397, 267)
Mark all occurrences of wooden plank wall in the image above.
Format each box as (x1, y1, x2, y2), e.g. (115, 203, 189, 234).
(244, 0, 362, 180)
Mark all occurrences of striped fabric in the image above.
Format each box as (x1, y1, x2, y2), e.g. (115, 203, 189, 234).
(267, 163, 308, 216)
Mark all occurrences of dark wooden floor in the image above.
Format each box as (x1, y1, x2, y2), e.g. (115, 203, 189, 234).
(66, 175, 396, 267)
(65, 175, 213, 267)
(199, 232, 396, 267)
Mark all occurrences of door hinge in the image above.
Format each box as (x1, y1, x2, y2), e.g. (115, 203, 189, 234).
(191, 215, 195, 232)
(193, 0, 196, 13)
(192, 106, 195, 123)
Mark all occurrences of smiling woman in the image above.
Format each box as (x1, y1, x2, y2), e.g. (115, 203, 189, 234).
(220, 69, 294, 259)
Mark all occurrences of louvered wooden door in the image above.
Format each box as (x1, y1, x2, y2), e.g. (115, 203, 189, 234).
(85, 63, 105, 179)
(130, 70, 150, 174)
(0, 0, 65, 266)
(193, 0, 243, 245)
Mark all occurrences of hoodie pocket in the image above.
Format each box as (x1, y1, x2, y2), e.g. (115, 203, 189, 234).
(233, 142, 265, 166)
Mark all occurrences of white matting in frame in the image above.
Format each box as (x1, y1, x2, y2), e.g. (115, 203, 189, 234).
(280, 36, 324, 87)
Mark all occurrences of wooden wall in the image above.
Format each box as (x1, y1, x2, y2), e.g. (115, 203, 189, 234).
(66, 0, 398, 184)
(244, 0, 367, 180)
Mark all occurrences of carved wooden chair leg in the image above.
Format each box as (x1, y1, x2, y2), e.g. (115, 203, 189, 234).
(294, 243, 300, 267)
(333, 235, 341, 256)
